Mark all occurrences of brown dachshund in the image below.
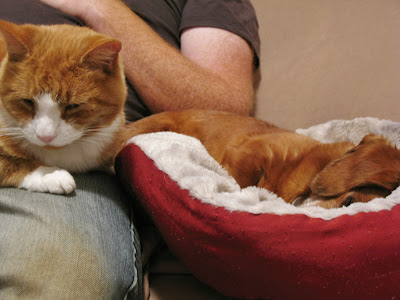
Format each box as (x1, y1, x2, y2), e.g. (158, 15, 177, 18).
(126, 110, 400, 208)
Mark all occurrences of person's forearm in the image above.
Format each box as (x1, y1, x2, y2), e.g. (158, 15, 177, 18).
(80, 2, 255, 115)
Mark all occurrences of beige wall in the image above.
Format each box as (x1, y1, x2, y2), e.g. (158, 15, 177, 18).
(251, 0, 400, 130)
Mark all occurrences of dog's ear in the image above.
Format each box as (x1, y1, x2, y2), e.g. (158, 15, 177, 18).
(310, 134, 400, 197)
(358, 134, 389, 145)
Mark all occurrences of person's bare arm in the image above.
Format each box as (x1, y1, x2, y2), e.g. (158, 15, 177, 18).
(40, 0, 256, 115)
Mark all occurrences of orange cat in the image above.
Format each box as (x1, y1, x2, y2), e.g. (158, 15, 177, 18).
(0, 20, 127, 194)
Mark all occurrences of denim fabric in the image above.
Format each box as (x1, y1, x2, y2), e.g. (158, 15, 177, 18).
(0, 172, 141, 299)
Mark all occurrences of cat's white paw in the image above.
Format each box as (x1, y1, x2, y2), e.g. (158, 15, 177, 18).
(19, 166, 76, 194)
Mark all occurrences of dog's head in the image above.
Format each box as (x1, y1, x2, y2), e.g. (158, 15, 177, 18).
(296, 134, 400, 208)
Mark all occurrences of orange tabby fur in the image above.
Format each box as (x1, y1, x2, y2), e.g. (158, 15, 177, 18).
(126, 110, 400, 208)
(0, 20, 127, 193)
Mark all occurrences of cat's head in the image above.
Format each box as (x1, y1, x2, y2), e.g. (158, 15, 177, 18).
(0, 20, 126, 149)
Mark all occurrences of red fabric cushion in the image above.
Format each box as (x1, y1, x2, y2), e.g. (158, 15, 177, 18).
(116, 142, 400, 300)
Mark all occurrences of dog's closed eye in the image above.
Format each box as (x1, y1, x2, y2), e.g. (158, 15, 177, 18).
(301, 186, 392, 209)
(342, 195, 354, 207)
(339, 186, 392, 207)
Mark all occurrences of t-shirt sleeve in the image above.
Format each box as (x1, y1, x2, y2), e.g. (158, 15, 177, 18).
(180, 0, 260, 68)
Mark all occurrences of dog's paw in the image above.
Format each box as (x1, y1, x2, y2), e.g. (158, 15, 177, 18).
(19, 166, 76, 194)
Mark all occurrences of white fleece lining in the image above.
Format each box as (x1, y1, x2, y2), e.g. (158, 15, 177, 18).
(128, 117, 400, 221)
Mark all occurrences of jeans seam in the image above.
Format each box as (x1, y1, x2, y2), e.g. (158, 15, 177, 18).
(123, 219, 140, 300)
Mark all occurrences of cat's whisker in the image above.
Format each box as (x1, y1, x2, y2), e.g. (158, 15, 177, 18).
(0, 126, 22, 131)
(0, 132, 22, 136)
(83, 129, 114, 139)
(0, 127, 22, 132)
(0, 135, 22, 141)
(5, 67, 29, 88)
(86, 132, 113, 139)
(0, 128, 22, 135)
(0, 133, 25, 142)
(0, 126, 26, 141)
(78, 137, 102, 147)
(85, 127, 108, 132)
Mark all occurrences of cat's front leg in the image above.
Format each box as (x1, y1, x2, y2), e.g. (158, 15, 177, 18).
(0, 152, 76, 194)
(19, 166, 76, 194)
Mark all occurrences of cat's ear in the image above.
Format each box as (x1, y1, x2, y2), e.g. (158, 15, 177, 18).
(0, 20, 33, 62)
(82, 39, 122, 73)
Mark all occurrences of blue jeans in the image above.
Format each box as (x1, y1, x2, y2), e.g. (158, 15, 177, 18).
(0, 172, 142, 299)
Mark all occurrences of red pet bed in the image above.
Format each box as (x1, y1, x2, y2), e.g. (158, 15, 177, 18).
(116, 117, 400, 300)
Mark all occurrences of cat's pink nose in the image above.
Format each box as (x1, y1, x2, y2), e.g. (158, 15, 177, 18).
(37, 135, 56, 144)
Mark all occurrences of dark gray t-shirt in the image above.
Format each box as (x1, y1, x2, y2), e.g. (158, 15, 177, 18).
(0, 0, 260, 122)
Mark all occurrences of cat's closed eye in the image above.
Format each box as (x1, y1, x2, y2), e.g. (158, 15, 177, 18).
(22, 99, 34, 108)
(19, 99, 35, 114)
(65, 103, 80, 111)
